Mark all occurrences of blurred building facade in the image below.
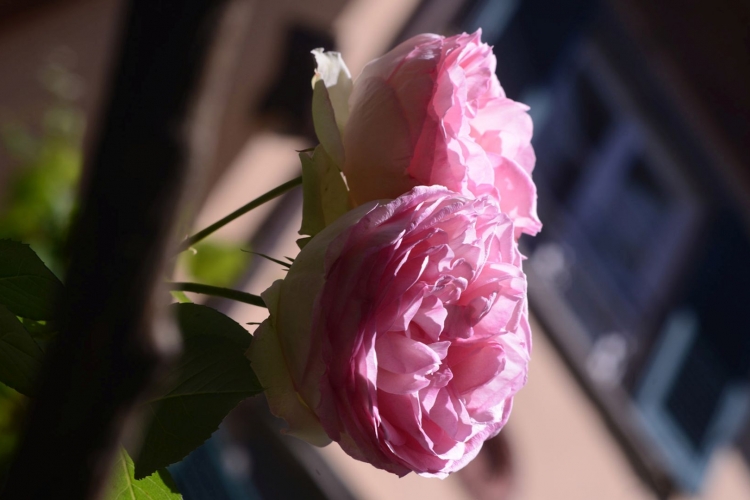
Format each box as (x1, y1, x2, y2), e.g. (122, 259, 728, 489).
(435, 0, 750, 496)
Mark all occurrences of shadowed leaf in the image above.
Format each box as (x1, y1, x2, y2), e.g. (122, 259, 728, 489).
(0, 305, 45, 396)
(134, 304, 262, 479)
(0, 240, 64, 320)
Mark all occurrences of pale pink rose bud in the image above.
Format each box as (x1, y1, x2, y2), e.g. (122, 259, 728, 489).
(342, 30, 541, 238)
(250, 186, 531, 477)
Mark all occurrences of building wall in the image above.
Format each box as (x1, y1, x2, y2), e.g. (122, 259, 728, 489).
(0, 0, 122, 196)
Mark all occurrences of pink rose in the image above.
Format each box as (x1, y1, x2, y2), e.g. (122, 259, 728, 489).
(250, 186, 531, 477)
(341, 31, 541, 238)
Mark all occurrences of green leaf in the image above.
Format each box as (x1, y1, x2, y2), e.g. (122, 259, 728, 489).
(171, 303, 254, 348)
(298, 145, 350, 247)
(19, 318, 58, 355)
(105, 448, 181, 500)
(0, 305, 45, 396)
(0, 240, 64, 320)
(20, 318, 58, 347)
(134, 304, 261, 479)
(20, 318, 58, 342)
(169, 291, 192, 304)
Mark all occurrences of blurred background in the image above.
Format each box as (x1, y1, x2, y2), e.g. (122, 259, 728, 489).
(1, 0, 749, 498)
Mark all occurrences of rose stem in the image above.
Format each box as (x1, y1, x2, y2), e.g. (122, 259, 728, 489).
(177, 176, 302, 253)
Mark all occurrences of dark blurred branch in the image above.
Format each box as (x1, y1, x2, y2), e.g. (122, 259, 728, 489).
(2, 1, 230, 498)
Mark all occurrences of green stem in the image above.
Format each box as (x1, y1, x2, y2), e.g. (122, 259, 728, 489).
(168, 282, 266, 308)
(177, 176, 302, 253)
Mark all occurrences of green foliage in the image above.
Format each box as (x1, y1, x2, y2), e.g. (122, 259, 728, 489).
(0, 305, 45, 397)
(0, 53, 269, 486)
(169, 291, 193, 304)
(0, 239, 263, 488)
(0, 241, 264, 485)
(0, 382, 25, 481)
(0, 57, 84, 479)
(134, 303, 262, 479)
(0, 104, 84, 277)
(20, 318, 58, 353)
(172, 302, 254, 348)
(0, 240, 65, 321)
(180, 240, 251, 288)
(105, 448, 181, 500)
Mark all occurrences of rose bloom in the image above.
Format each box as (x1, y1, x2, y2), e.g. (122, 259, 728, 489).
(341, 31, 541, 238)
(250, 186, 531, 477)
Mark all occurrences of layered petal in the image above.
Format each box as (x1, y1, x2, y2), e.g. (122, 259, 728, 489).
(255, 186, 532, 477)
(341, 30, 541, 238)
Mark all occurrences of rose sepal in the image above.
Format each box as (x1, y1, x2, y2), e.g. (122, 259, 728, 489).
(297, 145, 351, 248)
(311, 49, 352, 167)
